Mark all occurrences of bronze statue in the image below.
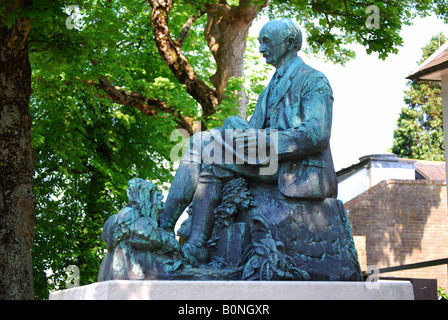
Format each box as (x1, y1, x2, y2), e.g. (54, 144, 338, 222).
(98, 18, 362, 282)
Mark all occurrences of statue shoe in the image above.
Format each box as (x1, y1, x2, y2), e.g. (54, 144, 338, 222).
(182, 241, 209, 266)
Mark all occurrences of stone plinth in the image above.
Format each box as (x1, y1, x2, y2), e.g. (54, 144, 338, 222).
(49, 280, 414, 300)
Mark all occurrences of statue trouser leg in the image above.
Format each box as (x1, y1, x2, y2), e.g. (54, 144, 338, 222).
(159, 162, 201, 233)
(182, 167, 222, 265)
(160, 130, 204, 232)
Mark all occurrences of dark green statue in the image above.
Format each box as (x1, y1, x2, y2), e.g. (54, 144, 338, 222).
(98, 18, 362, 282)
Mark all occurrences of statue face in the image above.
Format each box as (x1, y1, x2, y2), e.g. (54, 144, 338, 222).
(258, 22, 292, 68)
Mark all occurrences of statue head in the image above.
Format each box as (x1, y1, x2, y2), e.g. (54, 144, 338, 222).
(259, 18, 302, 69)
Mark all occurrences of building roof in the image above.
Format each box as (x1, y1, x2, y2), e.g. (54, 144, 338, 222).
(407, 40, 448, 81)
(337, 153, 415, 183)
(337, 154, 446, 182)
(414, 160, 446, 180)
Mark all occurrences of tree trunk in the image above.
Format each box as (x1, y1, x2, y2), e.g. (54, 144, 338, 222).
(205, 12, 251, 119)
(148, 0, 266, 125)
(0, 15, 35, 299)
(204, 1, 267, 119)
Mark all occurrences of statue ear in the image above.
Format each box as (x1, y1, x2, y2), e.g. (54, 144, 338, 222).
(287, 38, 295, 50)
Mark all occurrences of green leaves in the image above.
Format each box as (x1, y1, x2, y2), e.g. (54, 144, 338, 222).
(30, 24, 177, 296)
(265, 0, 442, 64)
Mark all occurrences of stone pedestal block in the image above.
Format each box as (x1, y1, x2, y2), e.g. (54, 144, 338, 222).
(49, 280, 414, 300)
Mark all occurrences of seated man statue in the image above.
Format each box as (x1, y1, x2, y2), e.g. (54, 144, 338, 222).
(159, 18, 338, 265)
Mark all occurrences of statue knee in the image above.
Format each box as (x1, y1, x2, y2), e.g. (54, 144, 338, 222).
(223, 115, 249, 130)
(199, 164, 222, 185)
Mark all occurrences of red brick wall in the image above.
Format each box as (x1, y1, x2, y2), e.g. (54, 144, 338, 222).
(345, 179, 448, 289)
(353, 236, 367, 271)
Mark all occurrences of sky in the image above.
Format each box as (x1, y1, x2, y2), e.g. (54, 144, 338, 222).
(249, 14, 447, 171)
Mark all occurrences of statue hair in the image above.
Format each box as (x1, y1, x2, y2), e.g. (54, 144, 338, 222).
(277, 18, 302, 52)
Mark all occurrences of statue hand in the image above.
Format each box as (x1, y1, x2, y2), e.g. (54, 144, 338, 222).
(234, 130, 271, 164)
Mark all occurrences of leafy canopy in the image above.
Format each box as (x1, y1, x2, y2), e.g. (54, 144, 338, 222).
(267, 0, 448, 64)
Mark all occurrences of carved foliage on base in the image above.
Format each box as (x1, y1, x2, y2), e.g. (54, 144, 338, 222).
(241, 213, 311, 280)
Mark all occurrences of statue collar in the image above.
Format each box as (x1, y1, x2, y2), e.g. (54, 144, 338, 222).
(275, 56, 303, 78)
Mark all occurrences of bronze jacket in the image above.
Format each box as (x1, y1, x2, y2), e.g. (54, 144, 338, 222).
(248, 56, 338, 199)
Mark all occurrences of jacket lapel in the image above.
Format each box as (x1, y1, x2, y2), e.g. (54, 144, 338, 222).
(268, 57, 303, 110)
(248, 56, 304, 129)
(269, 77, 291, 110)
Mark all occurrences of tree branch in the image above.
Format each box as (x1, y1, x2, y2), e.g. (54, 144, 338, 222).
(148, 0, 218, 121)
(177, 10, 204, 47)
(91, 76, 193, 135)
